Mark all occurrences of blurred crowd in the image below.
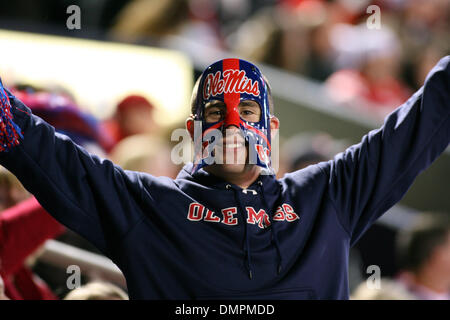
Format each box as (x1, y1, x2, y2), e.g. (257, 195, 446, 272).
(0, 0, 449, 300)
(99, 0, 450, 119)
(1, 0, 449, 119)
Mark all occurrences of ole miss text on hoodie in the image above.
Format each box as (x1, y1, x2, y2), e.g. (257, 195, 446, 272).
(0, 57, 449, 299)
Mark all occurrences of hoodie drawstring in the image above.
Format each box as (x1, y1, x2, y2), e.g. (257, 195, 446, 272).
(226, 180, 284, 279)
(226, 184, 253, 279)
(257, 180, 283, 275)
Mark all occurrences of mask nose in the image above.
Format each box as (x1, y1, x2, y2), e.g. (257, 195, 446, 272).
(224, 104, 241, 129)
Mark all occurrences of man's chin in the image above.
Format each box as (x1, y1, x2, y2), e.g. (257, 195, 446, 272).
(205, 163, 260, 176)
(217, 163, 248, 174)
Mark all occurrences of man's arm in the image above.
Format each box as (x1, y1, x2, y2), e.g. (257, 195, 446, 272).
(0, 86, 149, 257)
(318, 56, 449, 245)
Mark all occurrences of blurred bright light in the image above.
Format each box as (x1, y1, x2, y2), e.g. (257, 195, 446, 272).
(0, 29, 193, 127)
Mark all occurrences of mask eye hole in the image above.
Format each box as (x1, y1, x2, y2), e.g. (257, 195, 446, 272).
(204, 100, 226, 123)
(238, 100, 261, 123)
(203, 100, 262, 123)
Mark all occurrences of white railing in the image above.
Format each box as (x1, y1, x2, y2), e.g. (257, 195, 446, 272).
(39, 239, 126, 287)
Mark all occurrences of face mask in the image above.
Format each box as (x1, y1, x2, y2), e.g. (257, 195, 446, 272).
(190, 58, 273, 174)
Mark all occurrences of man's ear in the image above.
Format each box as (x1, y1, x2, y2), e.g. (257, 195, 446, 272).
(270, 116, 279, 140)
(186, 116, 195, 139)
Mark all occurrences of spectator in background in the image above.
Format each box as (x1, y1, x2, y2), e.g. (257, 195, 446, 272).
(0, 166, 29, 212)
(0, 180, 65, 300)
(109, 0, 224, 54)
(396, 0, 450, 63)
(395, 213, 450, 300)
(325, 23, 412, 120)
(277, 0, 335, 80)
(101, 95, 158, 153)
(64, 281, 128, 300)
(230, 0, 370, 80)
(109, 134, 179, 178)
(11, 86, 111, 157)
(110, 0, 190, 40)
(229, 6, 311, 75)
(403, 44, 448, 91)
(352, 213, 450, 300)
(229, 0, 448, 112)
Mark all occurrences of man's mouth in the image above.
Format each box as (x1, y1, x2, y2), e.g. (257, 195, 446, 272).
(224, 141, 245, 149)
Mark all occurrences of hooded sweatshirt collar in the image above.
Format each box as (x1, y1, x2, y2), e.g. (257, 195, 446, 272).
(177, 163, 279, 193)
(176, 163, 283, 279)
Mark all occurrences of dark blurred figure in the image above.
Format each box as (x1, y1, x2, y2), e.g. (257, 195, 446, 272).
(0, 0, 66, 29)
(352, 213, 450, 300)
(395, 213, 450, 299)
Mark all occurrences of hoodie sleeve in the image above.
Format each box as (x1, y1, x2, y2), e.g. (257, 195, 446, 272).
(0, 89, 148, 257)
(318, 56, 450, 245)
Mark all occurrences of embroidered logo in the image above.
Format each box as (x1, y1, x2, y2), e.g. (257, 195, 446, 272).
(203, 70, 260, 100)
(186, 202, 299, 229)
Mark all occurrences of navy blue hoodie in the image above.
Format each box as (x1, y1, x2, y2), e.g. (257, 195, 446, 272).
(0, 57, 449, 300)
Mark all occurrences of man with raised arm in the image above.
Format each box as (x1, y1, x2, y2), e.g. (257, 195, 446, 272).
(0, 57, 448, 299)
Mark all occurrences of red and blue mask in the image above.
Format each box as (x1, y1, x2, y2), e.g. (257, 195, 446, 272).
(190, 58, 273, 174)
